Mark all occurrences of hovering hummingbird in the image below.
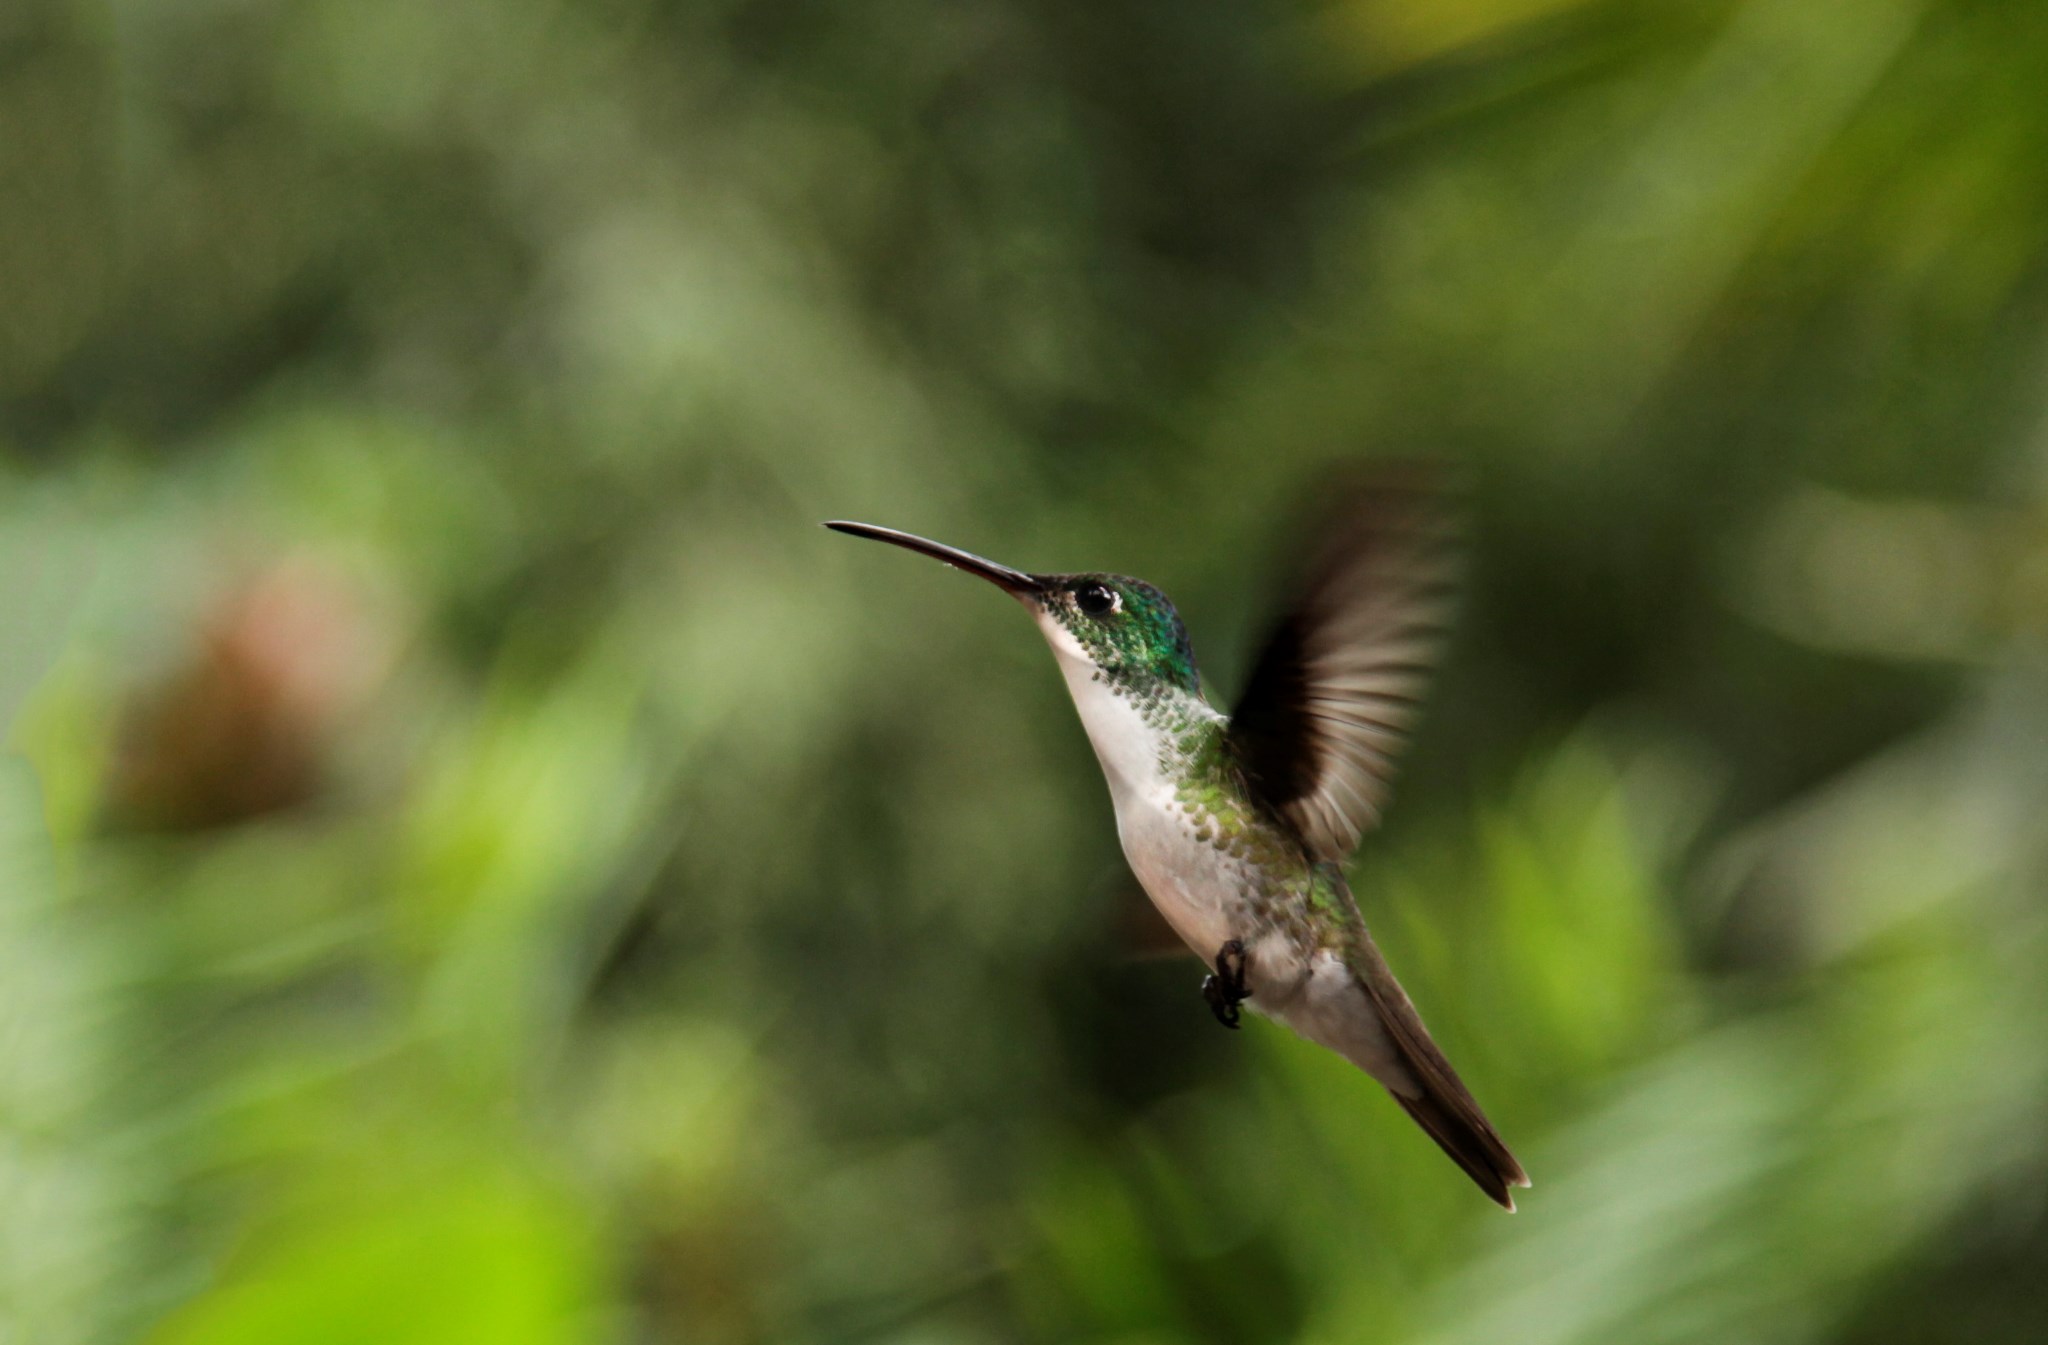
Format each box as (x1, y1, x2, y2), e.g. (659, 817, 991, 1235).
(826, 479, 1529, 1210)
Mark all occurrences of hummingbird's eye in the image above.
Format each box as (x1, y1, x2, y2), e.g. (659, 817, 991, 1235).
(1074, 582, 1120, 617)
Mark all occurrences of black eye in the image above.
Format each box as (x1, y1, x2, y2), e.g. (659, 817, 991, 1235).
(1074, 582, 1118, 616)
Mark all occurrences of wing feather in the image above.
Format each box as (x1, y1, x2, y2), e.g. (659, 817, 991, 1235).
(1226, 473, 1459, 862)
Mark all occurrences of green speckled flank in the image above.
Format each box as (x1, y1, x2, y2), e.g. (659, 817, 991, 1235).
(1164, 709, 1290, 862)
(1115, 678, 1358, 951)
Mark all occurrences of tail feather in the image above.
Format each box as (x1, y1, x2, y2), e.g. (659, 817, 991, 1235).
(1391, 1090, 1523, 1211)
(1348, 926, 1530, 1211)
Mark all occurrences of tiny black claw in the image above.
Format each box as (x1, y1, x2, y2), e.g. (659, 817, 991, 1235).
(1201, 973, 1240, 1029)
(1202, 938, 1250, 1030)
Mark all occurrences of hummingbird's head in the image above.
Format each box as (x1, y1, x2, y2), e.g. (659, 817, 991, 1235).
(1032, 573, 1198, 695)
(824, 522, 1199, 696)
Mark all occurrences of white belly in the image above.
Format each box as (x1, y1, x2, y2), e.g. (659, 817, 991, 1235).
(1038, 618, 1318, 1005)
(1109, 782, 1324, 1009)
(1112, 782, 1249, 959)
(1119, 800, 1405, 1081)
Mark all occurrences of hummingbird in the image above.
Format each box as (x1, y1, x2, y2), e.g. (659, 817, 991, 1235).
(825, 479, 1530, 1210)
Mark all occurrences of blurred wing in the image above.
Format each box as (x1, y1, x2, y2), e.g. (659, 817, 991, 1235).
(1225, 474, 1458, 863)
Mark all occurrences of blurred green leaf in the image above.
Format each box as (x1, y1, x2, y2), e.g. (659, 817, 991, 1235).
(146, 1174, 600, 1345)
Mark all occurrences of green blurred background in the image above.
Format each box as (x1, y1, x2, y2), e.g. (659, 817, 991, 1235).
(7, 0, 2048, 1340)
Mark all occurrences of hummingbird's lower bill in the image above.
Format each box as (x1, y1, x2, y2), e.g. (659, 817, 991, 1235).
(826, 482, 1529, 1210)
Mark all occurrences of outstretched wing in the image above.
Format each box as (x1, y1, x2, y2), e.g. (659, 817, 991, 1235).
(1225, 473, 1458, 863)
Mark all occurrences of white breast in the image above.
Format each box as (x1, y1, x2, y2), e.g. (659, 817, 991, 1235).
(1036, 613, 1252, 962)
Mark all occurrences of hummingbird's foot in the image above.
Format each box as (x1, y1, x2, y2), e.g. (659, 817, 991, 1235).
(1202, 939, 1250, 1030)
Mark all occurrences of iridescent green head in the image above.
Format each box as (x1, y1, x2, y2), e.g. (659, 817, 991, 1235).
(824, 522, 1200, 696)
(1035, 573, 1198, 694)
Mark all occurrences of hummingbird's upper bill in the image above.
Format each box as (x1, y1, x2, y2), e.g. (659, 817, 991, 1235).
(823, 521, 1045, 600)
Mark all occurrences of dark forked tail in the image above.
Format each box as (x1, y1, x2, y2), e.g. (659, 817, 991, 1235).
(1348, 927, 1529, 1210)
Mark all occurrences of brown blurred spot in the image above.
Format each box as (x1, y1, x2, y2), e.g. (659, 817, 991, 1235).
(111, 556, 396, 831)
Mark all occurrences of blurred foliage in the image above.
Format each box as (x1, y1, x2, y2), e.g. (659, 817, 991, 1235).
(5, 0, 2048, 1340)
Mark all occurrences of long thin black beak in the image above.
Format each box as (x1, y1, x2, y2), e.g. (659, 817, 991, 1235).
(824, 521, 1044, 598)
